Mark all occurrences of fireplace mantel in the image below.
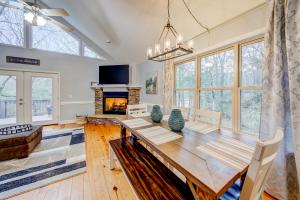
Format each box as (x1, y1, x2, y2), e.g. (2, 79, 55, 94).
(92, 85, 141, 115)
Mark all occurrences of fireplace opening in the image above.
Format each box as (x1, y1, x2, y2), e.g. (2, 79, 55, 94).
(103, 92, 128, 115)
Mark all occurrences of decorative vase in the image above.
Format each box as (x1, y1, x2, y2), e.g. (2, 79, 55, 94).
(168, 109, 185, 132)
(151, 105, 163, 123)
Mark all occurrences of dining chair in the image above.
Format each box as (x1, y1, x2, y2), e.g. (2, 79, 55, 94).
(193, 109, 222, 129)
(220, 128, 284, 200)
(163, 107, 190, 121)
(126, 104, 150, 118)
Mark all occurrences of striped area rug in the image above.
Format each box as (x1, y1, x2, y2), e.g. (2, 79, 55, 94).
(0, 127, 86, 199)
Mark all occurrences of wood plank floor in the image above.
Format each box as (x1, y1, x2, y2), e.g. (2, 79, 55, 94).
(8, 123, 275, 200)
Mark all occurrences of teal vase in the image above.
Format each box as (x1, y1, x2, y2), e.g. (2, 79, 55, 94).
(168, 109, 185, 132)
(151, 105, 163, 123)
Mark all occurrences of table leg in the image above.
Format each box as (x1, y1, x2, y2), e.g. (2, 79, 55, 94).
(109, 145, 115, 170)
(187, 180, 216, 200)
(120, 125, 126, 139)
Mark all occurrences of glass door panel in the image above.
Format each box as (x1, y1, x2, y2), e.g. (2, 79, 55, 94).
(0, 75, 17, 125)
(31, 77, 53, 122)
(24, 72, 59, 125)
(0, 70, 23, 126)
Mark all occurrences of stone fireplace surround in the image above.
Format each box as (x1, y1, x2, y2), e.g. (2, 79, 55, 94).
(93, 86, 141, 115)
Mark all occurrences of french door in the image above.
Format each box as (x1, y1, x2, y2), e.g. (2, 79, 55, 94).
(0, 70, 59, 126)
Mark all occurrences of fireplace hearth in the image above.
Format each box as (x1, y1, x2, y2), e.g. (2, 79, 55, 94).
(103, 92, 128, 115)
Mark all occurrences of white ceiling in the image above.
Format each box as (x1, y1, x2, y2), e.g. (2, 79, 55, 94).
(42, 0, 265, 64)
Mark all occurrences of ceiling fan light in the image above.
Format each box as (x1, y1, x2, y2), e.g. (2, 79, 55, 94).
(24, 12, 34, 23)
(37, 16, 47, 26)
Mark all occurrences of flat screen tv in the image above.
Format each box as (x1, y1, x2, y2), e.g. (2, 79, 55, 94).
(99, 65, 129, 84)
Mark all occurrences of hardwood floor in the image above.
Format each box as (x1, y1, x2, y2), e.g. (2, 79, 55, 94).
(8, 123, 275, 200)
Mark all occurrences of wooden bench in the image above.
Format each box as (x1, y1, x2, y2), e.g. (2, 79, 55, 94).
(109, 136, 193, 200)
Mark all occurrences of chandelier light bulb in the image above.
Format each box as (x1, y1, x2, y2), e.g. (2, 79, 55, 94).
(155, 44, 161, 55)
(147, 48, 153, 58)
(188, 40, 194, 50)
(165, 39, 171, 51)
(176, 35, 183, 46)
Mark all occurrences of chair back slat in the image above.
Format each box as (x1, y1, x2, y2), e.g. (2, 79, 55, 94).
(193, 110, 222, 129)
(173, 107, 190, 120)
(240, 128, 284, 200)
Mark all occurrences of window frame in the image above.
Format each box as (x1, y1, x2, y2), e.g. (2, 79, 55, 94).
(237, 38, 264, 135)
(174, 36, 264, 135)
(198, 46, 236, 130)
(174, 58, 197, 110)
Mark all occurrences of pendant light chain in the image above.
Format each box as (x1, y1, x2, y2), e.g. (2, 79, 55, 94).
(181, 0, 209, 32)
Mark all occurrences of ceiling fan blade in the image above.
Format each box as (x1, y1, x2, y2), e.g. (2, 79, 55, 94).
(47, 17, 73, 32)
(40, 8, 69, 16)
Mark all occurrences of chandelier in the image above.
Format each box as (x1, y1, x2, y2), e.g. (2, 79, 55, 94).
(147, 0, 209, 62)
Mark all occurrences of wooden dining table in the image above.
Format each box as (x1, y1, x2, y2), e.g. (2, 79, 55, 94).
(115, 116, 257, 200)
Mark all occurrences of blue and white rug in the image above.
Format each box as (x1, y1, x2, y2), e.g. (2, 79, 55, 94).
(0, 127, 86, 199)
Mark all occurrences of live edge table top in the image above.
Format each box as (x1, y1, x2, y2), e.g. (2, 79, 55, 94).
(114, 116, 257, 199)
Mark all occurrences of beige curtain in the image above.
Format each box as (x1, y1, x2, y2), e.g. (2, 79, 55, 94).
(163, 59, 174, 114)
(260, 0, 300, 199)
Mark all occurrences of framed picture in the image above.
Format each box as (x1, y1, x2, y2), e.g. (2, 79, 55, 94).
(145, 71, 158, 94)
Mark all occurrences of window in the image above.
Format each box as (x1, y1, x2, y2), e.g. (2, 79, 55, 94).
(174, 38, 264, 135)
(175, 60, 196, 110)
(84, 46, 101, 59)
(239, 41, 264, 133)
(0, 6, 24, 46)
(199, 49, 234, 128)
(32, 22, 79, 55)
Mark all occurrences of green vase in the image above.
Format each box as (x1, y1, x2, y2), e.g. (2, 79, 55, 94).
(168, 109, 185, 132)
(151, 105, 163, 123)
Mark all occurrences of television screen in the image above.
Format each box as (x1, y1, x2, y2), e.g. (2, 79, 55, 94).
(99, 65, 129, 84)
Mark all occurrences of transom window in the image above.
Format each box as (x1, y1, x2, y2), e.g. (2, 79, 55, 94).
(32, 22, 80, 55)
(84, 46, 101, 59)
(175, 39, 264, 135)
(0, 5, 102, 59)
(0, 6, 24, 47)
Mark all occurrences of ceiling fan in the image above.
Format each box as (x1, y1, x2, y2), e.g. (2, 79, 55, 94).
(0, 0, 73, 32)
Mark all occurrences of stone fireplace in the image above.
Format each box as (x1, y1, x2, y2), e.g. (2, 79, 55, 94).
(94, 86, 141, 115)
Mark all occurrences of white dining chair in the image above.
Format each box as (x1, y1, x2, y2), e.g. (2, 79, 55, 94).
(184, 109, 222, 134)
(126, 104, 150, 118)
(220, 128, 284, 200)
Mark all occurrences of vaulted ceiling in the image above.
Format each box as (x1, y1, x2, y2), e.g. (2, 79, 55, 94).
(42, 0, 265, 64)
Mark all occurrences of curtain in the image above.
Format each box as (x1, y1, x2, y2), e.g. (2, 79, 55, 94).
(163, 59, 174, 114)
(260, 0, 300, 199)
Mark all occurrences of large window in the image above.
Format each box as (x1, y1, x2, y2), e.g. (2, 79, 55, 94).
(32, 22, 80, 55)
(175, 60, 196, 110)
(239, 41, 264, 133)
(199, 49, 234, 128)
(0, 6, 24, 46)
(174, 39, 264, 135)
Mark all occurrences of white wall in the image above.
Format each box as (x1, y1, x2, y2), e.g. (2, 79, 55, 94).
(136, 61, 164, 105)
(137, 4, 267, 105)
(0, 45, 114, 122)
